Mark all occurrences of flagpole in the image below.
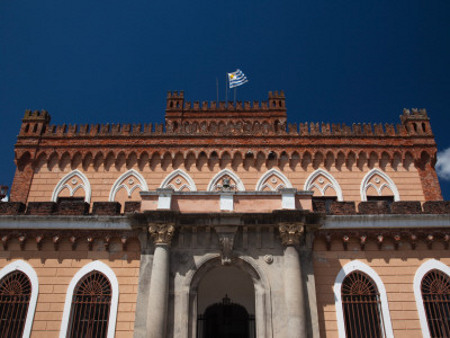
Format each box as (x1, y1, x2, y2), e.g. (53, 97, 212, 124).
(216, 78, 219, 103)
(234, 87, 236, 106)
(225, 74, 228, 107)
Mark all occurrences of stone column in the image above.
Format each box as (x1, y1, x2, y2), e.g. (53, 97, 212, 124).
(146, 223, 175, 338)
(279, 222, 307, 338)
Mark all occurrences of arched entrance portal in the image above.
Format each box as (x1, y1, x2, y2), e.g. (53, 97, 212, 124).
(197, 265, 255, 338)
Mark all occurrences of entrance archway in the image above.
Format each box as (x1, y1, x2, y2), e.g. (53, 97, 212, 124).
(181, 256, 273, 338)
(199, 295, 255, 338)
(196, 265, 255, 337)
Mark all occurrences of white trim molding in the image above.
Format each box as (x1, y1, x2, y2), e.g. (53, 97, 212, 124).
(304, 169, 343, 201)
(160, 169, 197, 191)
(109, 169, 149, 201)
(360, 168, 400, 201)
(334, 260, 394, 338)
(414, 259, 450, 338)
(0, 260, 39, 338)
(52, 169, 91, 203)
(255, 168, 292, 191)
(207, 169, 245, 191)
(59, 261, 119, 338)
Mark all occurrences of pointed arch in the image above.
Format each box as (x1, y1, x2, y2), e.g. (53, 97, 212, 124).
(59, 261, 119, 338)
(207, 169, 245, 191)
(160, 169, 197, 191)
(414, 259, 450, 338)
(334, 260, 394, 338)
(51, 169, 91, 203)
(304, 169, 343, 201)
(255, 169, 292, 191)
(109, 169, 148, 201)
(0, 260, 39, 338)
(360, 168, 400, 201)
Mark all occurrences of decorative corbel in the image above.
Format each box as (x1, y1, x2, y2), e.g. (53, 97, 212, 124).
(410, 234, 417, 250)
(360, 235, 367, 250)
(393, 234, 401, 250)
(36, 235, 44, 251)
(426, 234, 434, 250)
(325, 233, 332, 251)
(342, 235, 349, 251)
(18, 235, 26, 251)
(69, 236, 77, 251)
(278, 222, 304, 246)
(148, 223, 175, 245)
(104, 235, 111, 251)
(444, 234, 449, 250)
(53, 235, 61, 251)
(87, 236, 94, 251)
(2, 235, 9, 250)
(121, 235, 128, 251)
(377, 234, 384, 250)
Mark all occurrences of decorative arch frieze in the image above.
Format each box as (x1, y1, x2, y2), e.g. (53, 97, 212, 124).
(51, 169, 91, 203)
(304, 169, 343, 201)
(160, 169, 197, 191)
(334, 260, 394, 338)
(414, 259, 450, 338)
(59, 260, 119, 338)
(360, 168, 400, 201)
(109, 169, 148, 201)
(207, 169, 245, 191)
(0, 260, 39, 338)
(255, 169, 292, 191)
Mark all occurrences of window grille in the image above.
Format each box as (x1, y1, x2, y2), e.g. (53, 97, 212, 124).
(421, 269, 450, 337)
(0, 271, 31, 338)
(68, 271, 112, 338)
(341, 271, 384, 338)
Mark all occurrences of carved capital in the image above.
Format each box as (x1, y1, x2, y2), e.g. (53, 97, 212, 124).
(148, 223, 175, 245)
(279, 222, 304, 246)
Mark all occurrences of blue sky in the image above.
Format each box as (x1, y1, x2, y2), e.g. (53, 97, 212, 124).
(1, 0, 450, 199)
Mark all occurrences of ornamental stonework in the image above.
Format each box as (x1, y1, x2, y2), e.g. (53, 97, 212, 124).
(148, 223, 175, 245)
(279, 222, 304, 246)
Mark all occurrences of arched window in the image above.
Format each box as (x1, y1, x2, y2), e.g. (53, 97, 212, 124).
(60, 261, 119, 338)
(341, 271, 383, 337)
(421, 270, 450, 336)
(67, 272, 112, 338)
(0, 260, 38, 338)
(334, 260, 393, 337)
(0, 271, 31, 338)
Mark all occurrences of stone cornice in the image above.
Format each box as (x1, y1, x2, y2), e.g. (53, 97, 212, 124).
(317, 228, 450, 251)
(323, 214, 450, 229)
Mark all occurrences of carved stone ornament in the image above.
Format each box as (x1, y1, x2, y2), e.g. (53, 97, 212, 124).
(279, 222, 304, 246)
(148, 223, 175, 245)
(215, 227, 238, 265)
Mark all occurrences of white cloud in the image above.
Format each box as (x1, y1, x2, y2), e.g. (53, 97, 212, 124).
(436, 148, 450, 180)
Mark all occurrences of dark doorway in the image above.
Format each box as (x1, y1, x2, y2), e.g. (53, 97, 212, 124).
(198, 295, 255, 338)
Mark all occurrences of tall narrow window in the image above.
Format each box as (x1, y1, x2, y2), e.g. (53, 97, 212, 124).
(68, 272, 112, 338)
(421, 270, 450, 337)
(0, 271, 31, 338)
(341, 271, 384, 338)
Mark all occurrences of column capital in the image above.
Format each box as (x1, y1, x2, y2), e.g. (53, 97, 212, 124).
(278, 222, 304, 246)
(148, 223, 175, 245)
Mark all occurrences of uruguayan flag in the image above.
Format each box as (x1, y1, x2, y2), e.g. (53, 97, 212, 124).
(228, 69, 248, 88)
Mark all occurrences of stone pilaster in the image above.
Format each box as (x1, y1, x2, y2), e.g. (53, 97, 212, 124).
(279, 222, 307, 338)
(146, 223, 175, 338)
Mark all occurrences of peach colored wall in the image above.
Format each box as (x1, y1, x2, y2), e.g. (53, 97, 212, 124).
(0, 239, 141, 338)
(27, 159, 425, 205)
(313, 238, 450, 338)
